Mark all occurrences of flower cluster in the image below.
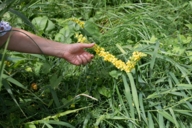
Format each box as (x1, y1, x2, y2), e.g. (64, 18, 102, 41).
(125, 51, 146, 72)
(68, 18, 85, 28)
(71, 18, 146, 72)
(75, 33, 88, 43)
(93, 44, 146, 72)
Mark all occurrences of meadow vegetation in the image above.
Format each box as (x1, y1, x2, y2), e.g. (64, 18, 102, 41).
(1, 0, 192, 127)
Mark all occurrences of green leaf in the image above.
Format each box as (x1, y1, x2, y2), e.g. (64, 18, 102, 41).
(32, 16, 55, 32)
(41, 62, 51, 74)
(142, 35, 157, 44)
(185, 51, 192, 61)
(45, 19, 55, 32)
(49, 74, 62, 89)
(34, 62, 43, 76)
(54, 24, 74, 43)
(32, 16, 48, 31)
(185, 23, 192, 30)
(98, 86, 111, 98)
(84, 20, 101, 43)
(178, 34, 191, 44)
(172, 46, 185, 55)
(109, 70, 122, 79)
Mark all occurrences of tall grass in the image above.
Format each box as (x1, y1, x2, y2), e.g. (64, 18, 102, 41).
(1, 0, 192, 127)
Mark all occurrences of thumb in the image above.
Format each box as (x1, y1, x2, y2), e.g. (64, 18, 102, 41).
(81, 43, 95, 48)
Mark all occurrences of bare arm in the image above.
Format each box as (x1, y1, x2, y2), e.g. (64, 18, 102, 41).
(0, 28, 94, 65)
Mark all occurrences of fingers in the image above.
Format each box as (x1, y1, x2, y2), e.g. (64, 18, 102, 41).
(77, 52, 94, 65)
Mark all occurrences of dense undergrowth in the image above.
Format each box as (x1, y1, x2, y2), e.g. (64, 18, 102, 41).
(1, 0, 192, 127)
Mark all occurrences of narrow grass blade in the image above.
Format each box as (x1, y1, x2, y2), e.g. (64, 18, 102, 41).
(2, 74, 27, 89)
(177, 84, 192, 89)
(94, 115, 106, 127)
(9, 9, 36, 32)
(114, 79, 129, 118)
(2, 74, 47, 105)
(116, 44, 126, 54)
(0, 35, 10, 90)
(43, 122, 53, 128)
(174, 109, 192, 117)
(146, 88, 177, 99)
(114, 79, 134, 128)
(127, 72, 140, 119)
(169, 108, 179, 128)
(3, 79, 27, 118)
(139, 93, 148, 125)
(174, 63, 191, 84)
(25, 107, 89, 127)
(122, 74, 135, 119)
(42, 120, 75, 128)
(49, 86, 60, 108)
(83, 114, 91, 128)
(0, 0, 15, 15)
(148, 112, 154, 128)
(158, 110, 175, 124)
(180, 91, 192, 110)
(156, 105, 165, 128)
(158, 112, 165, 128)
(150, 41, 159, 70)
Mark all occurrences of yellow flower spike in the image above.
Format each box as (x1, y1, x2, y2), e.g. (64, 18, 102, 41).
(72, 18, 146, 73)
(68, 18, 85, 28)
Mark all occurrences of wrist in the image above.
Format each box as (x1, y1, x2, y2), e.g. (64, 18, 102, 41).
(44, 41, 68, 58)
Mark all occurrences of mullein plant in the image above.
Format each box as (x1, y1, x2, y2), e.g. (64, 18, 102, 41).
(72, 18, 146, 73)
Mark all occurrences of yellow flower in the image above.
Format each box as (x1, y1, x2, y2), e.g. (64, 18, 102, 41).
(31, 83, 38, 91)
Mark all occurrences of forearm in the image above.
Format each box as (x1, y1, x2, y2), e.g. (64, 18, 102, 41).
(0, 28, 64, 57)
(0, 27, 94, 65)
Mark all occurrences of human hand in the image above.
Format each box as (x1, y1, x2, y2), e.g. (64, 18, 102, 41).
(62, 43, 95, 65)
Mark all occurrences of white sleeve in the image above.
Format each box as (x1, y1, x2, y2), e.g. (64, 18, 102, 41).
(0, 21, 12, 36)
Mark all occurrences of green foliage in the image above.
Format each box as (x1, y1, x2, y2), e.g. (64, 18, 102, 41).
(1, 0, 192, 127)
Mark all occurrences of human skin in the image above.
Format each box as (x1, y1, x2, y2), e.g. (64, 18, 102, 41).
(0, 28, 95, 65)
